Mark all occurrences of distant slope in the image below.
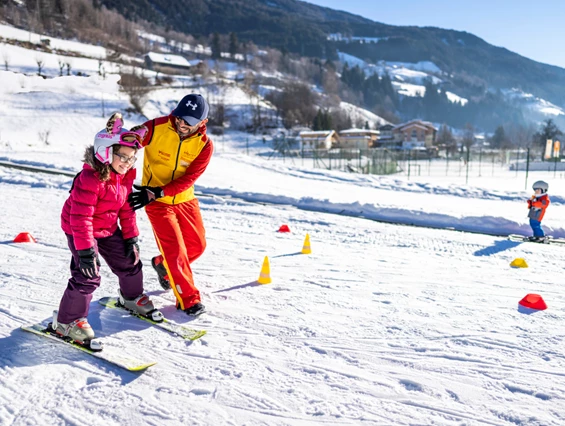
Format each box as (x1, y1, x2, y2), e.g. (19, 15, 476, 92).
(100, 0, 565, 108)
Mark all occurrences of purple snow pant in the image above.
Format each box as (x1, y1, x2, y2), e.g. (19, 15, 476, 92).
(57, 228, 143, 324)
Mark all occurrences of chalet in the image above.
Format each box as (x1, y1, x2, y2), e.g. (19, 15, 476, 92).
(338, 128, 380, 149)
(298, 130, 340, 150)
(144, 52, 192, 71)
(374, 124, 401, 148)
(392, 120, 437, 149)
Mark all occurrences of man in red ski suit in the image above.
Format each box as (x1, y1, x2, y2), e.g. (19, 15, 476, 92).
(128, 94, 213, 316)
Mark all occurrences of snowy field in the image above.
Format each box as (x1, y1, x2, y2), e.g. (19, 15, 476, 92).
(1, 164, 565, 425)
(1, 25, 565, 425)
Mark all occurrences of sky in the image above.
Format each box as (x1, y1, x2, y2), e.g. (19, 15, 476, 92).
(2, 26, 565, 426)
(304, 0, 565, 69)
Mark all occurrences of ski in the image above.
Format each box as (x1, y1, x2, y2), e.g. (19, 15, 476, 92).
(21, 323, 156, 371)
(98, 297, 207, 341)
(508, 234, 565, 245)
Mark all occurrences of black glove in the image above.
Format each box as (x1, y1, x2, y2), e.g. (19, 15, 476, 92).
(124, 237, 140, 265)
(77, 248, 100, 279)
(128, 184, 164, 211)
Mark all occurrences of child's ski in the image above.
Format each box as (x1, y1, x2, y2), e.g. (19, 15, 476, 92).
(508, 234, 548, 243)
(98, 297, 207, 341)
(21, 323, 156, 371)
(507, 234, 565, 245)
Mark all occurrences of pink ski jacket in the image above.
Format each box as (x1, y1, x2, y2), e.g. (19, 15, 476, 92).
(61, 162, 138, 251)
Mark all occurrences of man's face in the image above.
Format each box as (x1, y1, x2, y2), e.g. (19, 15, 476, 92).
(175, 117, 204, 135)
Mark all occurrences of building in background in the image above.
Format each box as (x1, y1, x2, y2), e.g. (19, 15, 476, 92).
(338, 128, 380, 149)
(392, 120, 437, 149)
(299, 130, 340, 150)
(144, 52, 193, 71)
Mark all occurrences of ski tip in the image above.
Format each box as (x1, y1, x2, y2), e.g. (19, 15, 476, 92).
(186, 330, 207, 340)
(127, 361, 157, 371)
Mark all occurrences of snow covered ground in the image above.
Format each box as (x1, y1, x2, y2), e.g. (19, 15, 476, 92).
(1, 26, 565, 426)
(1, 161, 565, 425)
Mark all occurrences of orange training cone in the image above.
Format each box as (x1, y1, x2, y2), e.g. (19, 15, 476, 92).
(301, 233, 311, 254)
(13, 232, 37, 243)
(257, 256, 272, 284)
(278, 224, 291, 233)
(519, 294, 547, 310)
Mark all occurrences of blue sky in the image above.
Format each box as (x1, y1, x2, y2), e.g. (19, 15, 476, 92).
(304, 0, 565, 69)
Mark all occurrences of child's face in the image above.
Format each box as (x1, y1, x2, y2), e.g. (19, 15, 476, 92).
(534, 188, 543, 195)
(111, 146, 137, 175)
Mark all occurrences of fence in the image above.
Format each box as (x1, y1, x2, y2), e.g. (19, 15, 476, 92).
(267, 147, 401, 175)
(259, 139, 565, 186)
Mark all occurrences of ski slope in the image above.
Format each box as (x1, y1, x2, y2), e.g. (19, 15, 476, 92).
(1, 163, 564, 425)
(1, 28, 565, 425)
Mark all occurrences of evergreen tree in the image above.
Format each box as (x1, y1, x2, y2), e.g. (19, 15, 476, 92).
(211, 32, 222, 59)
(312, 109, 324, 130)
(533, 119, 563, 160)
(229, 32, 238, 59)
(323, 110, 333, 130)
(490, 125, 508, 149)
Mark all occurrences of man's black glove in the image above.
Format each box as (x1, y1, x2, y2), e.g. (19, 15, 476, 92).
(77, 248, 100, 279)
(124, 237, 140, 265)
(128, 184, 164, 211)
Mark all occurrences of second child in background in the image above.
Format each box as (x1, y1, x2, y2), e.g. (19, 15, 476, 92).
(527, 180, 550, 242)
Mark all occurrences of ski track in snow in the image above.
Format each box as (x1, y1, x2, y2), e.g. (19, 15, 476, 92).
(1, 171, 564, 425)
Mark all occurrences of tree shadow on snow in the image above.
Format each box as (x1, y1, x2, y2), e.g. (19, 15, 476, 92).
(473, 240, 521, 257)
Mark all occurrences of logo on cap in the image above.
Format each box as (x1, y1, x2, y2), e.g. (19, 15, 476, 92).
(186, 100, 198, 110)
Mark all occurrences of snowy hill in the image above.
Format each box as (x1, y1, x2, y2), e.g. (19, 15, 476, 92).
(0, 23, 388, 132)
(337, 51, 565, 114)
(1, 26, 565, 426)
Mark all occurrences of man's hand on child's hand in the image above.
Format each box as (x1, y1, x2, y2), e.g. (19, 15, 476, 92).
(128, 185, 164, 211)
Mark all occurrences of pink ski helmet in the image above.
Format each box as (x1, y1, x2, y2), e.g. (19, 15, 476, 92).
(93, 113, 147, 164)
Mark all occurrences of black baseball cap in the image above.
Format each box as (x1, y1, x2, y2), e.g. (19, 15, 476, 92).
(171, 94, 210, 126)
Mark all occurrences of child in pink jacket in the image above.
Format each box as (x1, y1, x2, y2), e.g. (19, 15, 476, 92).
(52, 113, 163, 350)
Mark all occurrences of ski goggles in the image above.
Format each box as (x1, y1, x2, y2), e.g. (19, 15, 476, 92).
(118, 129, 147, 149)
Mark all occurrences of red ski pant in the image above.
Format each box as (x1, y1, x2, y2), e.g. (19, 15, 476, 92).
(145, 198, 206, 309)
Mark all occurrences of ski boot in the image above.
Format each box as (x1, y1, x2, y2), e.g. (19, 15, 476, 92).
(528, 236, 548, 243)
(152, 255, 171, 290)
(118, 290, 164, 322)
(178, 301, 206, 317)
(51, 311, 102, 351)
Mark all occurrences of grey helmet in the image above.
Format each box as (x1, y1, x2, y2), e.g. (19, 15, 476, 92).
(532, 180, 549, 193)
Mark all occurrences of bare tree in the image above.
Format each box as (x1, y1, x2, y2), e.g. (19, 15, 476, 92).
(120, 71, 151, 114)
(506, 122, 536, 148)
(38, 129, 51, 145)
(436, 123, 456, 155)
(65, 60, 72, 76)
(57, 57, 65, 76)
(35, 55, 44, 76)
(2, 50, 9, 71)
